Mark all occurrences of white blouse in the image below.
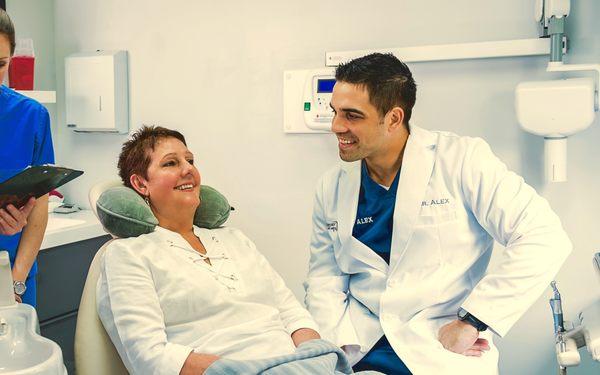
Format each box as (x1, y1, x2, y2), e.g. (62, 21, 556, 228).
(97, 226, 318, 375)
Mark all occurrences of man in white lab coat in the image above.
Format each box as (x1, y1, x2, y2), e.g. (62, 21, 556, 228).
(304, 53, 572, 374)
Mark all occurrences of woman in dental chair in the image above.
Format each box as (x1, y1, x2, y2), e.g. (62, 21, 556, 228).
(96, 126, 322, 375)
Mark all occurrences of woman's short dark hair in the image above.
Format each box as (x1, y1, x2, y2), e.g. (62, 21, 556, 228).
(118, 125, 187, 189)
(0, 9, 16, 55)
(335, 53, 417, 125)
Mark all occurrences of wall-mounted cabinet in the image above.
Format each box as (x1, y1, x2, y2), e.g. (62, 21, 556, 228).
(65, 50, 129, 133)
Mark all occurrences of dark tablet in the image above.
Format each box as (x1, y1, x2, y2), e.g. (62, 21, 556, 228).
(0, 165, 83, 209)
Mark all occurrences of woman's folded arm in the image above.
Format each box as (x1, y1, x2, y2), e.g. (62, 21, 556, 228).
(98, 240, 195, 375)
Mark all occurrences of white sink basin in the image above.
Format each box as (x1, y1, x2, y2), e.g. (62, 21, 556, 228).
(0, 304, 66, 375)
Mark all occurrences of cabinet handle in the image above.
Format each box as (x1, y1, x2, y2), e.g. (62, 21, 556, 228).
(40, 310, 78, 326)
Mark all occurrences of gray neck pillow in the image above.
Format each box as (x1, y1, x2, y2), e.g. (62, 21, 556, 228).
(96, 185, 231, 238)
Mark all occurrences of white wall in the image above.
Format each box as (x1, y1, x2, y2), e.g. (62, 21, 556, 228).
(51, 0, 600, 373)
(6, 0, 57, 135)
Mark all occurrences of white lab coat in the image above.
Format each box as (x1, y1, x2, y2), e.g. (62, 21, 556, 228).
(304, 125, 572, 374)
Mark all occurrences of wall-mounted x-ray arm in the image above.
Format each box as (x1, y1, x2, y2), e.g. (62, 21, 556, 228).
(516, 0, 599, 182)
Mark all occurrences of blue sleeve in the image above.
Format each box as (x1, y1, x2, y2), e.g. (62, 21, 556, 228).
(32, 106, 55, 166)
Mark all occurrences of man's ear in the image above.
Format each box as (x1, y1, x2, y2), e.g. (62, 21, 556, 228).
(130, 174, 148, 196)
(386, 107, 405, 132)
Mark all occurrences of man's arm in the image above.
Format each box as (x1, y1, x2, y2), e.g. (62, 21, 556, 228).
(439, 138, 571, 350)
(304, 176, 359, 348)
(12, 195, 47, 299)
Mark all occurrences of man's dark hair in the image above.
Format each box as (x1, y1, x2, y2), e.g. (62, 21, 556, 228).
(0, 9, 15, 55)
(335, 53, 417, 125)
(118, 125, 187, 190)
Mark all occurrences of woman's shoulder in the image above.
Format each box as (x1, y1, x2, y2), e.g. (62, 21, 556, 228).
(104, 231, 162, 261)
(0, 85, 47, 114)
(107, 229, 160, 246)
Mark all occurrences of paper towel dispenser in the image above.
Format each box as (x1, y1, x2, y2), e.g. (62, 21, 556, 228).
(65, 50, 129, 133)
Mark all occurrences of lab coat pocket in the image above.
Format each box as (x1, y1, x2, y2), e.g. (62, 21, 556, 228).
(417, 204, 458, 226)
(402, 223, 445, 272)
(414, 204, 470, 269)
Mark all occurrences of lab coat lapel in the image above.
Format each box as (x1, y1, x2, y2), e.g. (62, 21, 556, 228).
(337, 162, 360, 246)
(389, 125, 437, 272)
(337, 161, 388, 273)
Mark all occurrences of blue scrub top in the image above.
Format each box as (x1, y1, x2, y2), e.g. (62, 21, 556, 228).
(351, 161, 412, 375)
(0, 84, 55, 279)
(352, 160, 400, 263)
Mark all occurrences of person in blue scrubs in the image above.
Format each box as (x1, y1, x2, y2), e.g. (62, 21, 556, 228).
(0, 9, 54, 307)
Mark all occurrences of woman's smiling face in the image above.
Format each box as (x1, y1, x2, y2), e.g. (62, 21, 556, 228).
(133, 136, 201, 221)
(0, 34, 11, 83)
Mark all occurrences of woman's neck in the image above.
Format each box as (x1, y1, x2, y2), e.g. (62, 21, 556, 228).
(155, 210, 195, 236)
(159, 221, 194, 236)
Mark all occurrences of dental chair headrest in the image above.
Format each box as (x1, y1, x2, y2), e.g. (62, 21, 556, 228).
(93, 183, 232, 238)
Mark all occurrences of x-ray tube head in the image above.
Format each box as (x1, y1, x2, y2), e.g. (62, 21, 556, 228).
(516, 78, 595, 136)
(515, 77, 596, 182)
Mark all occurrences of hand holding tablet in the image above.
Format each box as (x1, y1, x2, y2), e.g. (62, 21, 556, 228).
(0, 197, 36, 235)
(0, 165, 83, 209)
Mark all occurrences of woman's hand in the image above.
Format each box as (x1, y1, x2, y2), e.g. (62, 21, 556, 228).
(180, 352, 220, 375)
(14, 294, 22, 303)
(291, 328, 321, 347)
(0, 198, 36, 235)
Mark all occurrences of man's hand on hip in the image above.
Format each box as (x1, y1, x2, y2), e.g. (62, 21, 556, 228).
(438, 320, 490, 357)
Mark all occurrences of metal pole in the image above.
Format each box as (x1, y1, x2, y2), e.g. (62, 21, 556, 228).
(548, 16, 566, 62)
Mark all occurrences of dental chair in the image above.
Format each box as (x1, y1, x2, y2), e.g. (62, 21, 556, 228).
(74, 180, 232, 375)
(74, 181, 127, 375)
